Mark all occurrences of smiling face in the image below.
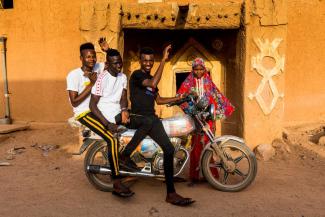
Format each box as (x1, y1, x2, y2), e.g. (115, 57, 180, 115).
(107, 55, 123, 74)
(140, 54, 154, 73)
(80, 49, 97, 70)
(192, 64, 205, 78)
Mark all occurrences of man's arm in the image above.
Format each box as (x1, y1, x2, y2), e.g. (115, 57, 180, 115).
(68, 72, 97, 107)
(155, 93, 182, 105)
(120, 89, 129, 124)
(142, 44, 171, 88)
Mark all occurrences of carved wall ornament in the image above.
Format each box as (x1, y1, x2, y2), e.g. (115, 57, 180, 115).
(212, 39, 223, 51)
(249, 38, 285, 115)
(186, 54, 199, 66)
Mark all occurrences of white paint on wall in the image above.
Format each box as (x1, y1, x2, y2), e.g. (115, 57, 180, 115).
(249, 38, 285, 115)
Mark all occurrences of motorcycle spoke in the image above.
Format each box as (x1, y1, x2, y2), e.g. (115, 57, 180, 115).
(209, 162, 223, 168)
(223, 172, 229, 184)
(100, 150, 108, 162)
(234, 154, 246, 163)
(223, 150, 230, 159)
(234, 168, 247, 177)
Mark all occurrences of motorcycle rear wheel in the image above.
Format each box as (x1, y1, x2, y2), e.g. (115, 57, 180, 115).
(201, 140, 257, 192)
(84, 141, 113, 192)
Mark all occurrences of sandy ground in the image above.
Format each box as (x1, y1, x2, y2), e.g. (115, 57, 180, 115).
(0, 123, 325, 217)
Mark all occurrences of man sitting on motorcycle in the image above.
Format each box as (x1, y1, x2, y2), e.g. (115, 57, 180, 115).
(66, 42, 103, 117)
(69, 45, 134, 198)
(120, 45, 195, 206)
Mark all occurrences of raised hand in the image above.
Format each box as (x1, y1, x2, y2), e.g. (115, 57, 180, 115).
(98, 37, 110, 52)
(162, 44, 172, 61)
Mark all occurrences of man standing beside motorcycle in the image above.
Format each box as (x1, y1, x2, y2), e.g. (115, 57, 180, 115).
(120, 45, 195, 206)
(68, 44, 134, 198)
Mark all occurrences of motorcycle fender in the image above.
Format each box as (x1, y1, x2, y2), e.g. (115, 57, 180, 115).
(213, 135, 245, 145)
(72, 139, 100, 155)
(199, 135, 245, 166)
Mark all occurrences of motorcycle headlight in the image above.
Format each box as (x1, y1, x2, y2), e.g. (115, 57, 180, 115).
(197, 97, 209, 110)
(209, 104, 217, 121)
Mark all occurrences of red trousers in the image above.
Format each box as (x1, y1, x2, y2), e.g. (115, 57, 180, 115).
(189, 120, 219, 181)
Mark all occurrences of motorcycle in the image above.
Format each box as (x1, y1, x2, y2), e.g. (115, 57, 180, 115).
(75, 95, 257, 192)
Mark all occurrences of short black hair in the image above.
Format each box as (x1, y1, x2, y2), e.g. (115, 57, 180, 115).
(80, 42, 95, 54)
(140, 47, 154, 56)
(106, 48, 121, 57)
(106, 49, 121, 61)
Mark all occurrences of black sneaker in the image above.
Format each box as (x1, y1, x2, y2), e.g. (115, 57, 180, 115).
(119, 156, 139, 172)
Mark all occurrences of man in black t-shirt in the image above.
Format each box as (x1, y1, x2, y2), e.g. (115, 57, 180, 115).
(121, 45, 195, 206)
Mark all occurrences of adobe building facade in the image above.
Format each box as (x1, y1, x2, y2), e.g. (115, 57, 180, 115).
(0, 0, 324, 148)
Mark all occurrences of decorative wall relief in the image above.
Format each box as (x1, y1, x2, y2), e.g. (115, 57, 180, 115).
(249, 38, 285, 115)
(80, 0, 122, 54)
(212, 38, 223, 52)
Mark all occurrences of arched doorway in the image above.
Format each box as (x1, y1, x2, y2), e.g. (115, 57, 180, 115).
(157, 38, 224, 118)
(156, 38, 224, 134)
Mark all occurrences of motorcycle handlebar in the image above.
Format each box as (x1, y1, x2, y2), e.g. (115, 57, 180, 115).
(167, 95, 193, 107)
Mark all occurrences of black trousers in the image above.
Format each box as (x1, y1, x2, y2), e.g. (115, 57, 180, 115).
(123, 115, 176, 193)
(77, 112, 120, 179)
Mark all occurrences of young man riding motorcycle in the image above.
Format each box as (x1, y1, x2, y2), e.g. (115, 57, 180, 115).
(67, 44, 134, 197)
(120, 45, 195, 206)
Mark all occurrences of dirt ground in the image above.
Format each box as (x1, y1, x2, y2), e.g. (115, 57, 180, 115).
(0, 123, 324, 217)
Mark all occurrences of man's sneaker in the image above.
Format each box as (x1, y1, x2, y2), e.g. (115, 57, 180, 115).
(119, 155, 139, 172)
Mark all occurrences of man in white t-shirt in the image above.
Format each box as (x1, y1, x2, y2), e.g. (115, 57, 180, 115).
(77, 48, 134, 198)
(66, 42, 104, 118)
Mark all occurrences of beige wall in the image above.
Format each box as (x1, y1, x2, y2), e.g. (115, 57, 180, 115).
(285, 0, 325, 125)
(0, 0, 244, 123)
(0, 0, 324, 132)
(242, 0, 287, 148)
(0, 0, 82, 122)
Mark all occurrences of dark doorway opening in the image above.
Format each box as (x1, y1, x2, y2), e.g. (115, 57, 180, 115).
(1, 0, 13, 9)
(176, 72, 190, 92)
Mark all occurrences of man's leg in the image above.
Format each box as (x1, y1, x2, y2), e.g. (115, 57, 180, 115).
(147, 117, 176, 193)
(78, 112, 134, 197)
(148, 117, 194, 206)
(121, 116, 154, 167)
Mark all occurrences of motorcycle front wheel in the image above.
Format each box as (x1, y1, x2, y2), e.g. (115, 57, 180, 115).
(84, 141, 113, 192)
(201, 140, 257, 192)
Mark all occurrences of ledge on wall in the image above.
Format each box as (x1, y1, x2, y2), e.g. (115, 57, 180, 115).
(121, 2, 242, 29)
(185, 3, 241, 29)
(121, 2, 179, 29)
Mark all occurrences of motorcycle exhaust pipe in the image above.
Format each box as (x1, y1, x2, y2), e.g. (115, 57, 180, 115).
(87, 165, 103, 174)
(87, 165, 164, 178)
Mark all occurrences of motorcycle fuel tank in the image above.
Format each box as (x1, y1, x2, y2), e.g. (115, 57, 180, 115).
(119, 131, 159, 158)
(162, 115, 196, 137)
